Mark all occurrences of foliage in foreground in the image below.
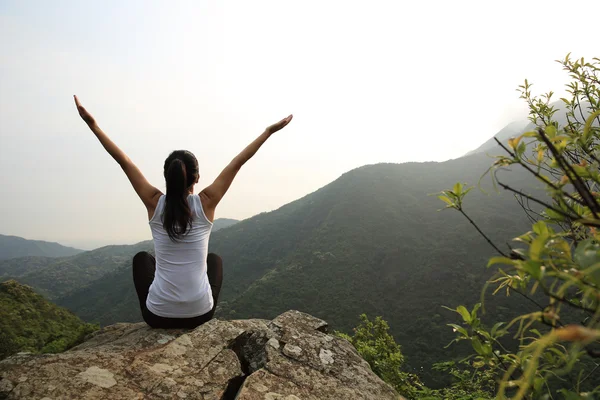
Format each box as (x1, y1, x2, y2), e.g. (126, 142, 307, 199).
(338, 314, 496, 399)
(439, 54, 600, 398)
(336, 314, 425, 398)
(0, 280, 98, 360)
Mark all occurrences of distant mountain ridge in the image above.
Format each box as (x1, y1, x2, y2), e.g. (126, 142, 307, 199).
(0, 234, 83, 261)
(213, 218, 239, 232)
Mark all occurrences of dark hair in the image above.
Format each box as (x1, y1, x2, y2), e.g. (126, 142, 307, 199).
(163, 150, 199, 241)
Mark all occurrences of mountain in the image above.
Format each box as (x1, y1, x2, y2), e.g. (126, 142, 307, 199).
(0, 280, 97, 360)
(0, 241, 153, 299)
(55, 148, 540, 385)
(0, 234, 83, 261)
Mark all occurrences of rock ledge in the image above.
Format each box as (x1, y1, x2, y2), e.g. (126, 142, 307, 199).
(0, 310, 402, 399)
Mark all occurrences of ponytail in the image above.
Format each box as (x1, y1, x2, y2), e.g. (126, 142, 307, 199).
(163, 158, 193, 241)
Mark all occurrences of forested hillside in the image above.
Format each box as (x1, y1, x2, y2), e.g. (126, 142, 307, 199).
(0, 280, 97, 360)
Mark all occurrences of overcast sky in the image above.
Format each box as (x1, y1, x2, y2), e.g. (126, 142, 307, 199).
(1, 0, 599, 249)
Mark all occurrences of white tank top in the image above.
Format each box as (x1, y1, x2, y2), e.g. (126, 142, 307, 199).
(146, 194, 214, 318)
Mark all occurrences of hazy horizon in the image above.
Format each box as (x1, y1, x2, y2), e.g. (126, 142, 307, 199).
(2, 0, 599, 249)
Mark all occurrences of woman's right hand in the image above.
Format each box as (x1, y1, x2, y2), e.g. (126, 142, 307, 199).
(266, 114, 293, 135)
(74, 95, 97, 126)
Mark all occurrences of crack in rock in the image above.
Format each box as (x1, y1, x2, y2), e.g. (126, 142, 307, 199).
(0, 378, 14, 400)
(221, 330, 270, 400)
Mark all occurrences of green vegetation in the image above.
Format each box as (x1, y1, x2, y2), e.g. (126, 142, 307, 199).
(340, 314, 496, 399)
(11, 57, 600, 397)
(0, 280, 98, 360)
(438, 54, 600, 398)
(0, 234, 82, 261)
(336, 314, 426, 398)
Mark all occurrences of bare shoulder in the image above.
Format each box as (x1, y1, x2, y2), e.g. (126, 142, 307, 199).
(146, 191, 164, 221)
(198, 193, 215, 223)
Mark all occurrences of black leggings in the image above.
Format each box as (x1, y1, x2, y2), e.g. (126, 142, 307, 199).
(132, 251, 223, 329)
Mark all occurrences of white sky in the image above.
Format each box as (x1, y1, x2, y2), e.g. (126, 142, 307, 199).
(1, 0, 598, 249)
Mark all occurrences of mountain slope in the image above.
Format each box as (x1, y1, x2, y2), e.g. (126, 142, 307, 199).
(0, 280, 97, 360)
(0, 234, 83, 261)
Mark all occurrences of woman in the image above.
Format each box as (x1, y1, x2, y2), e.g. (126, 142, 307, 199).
(74, 95, 293, 329)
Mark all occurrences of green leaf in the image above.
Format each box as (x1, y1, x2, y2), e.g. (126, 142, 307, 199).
(517, 141, 526, 157)
(584, 110, 600, 141)
(470, 303, 481, 321)
(438, 195, 453, 206)
(491, 322, 505, 337)
(471, 337, 485, 356)
(545, 208, 565, 221)
(447, 324, 468, 337)
(574, 239, 600, 269)
(456, 306, 471, 323)
(523, 260, 543, 280)
(453, 182, 463, 195)
(487, 256, 516, 268)
(529, 236, 545, 262)
(529, 329, 542, 337)
(532, 221, 549, 238)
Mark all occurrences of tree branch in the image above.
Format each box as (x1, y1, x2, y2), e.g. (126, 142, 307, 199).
(457, 209, 508, 258)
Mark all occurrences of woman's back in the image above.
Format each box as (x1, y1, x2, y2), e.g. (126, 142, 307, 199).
(73, 95, 292, 328)
(146, 194, 214, 318)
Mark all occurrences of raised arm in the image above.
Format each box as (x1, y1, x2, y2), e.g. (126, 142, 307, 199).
(74, 95, 162, 218)
(200, 115, 293, 221)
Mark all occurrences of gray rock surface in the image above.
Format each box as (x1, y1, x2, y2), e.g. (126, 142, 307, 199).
(0, 310, 403, 399)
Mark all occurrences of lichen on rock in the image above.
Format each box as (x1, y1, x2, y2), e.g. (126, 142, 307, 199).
(0, 310, 403, 399)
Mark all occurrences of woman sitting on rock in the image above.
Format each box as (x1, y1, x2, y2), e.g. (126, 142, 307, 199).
(74, 95, 293, 329)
